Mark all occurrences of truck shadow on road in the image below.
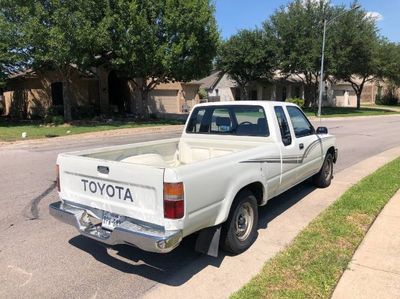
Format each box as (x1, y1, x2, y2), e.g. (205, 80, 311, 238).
(69, 181, 316, 286)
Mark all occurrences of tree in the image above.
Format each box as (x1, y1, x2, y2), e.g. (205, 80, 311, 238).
(264, 0, 338, 107)
(376, 40, 400, 84)
(217, 29, 276, 101)
(0, 2, 27, 94)
(330, 4, 380, 109)
(106, 0, 219, 117)
(0, 12, 11, 91)
(9, 0, 112, 121)
(0, 1, 30, 115)
(374, 40, 400, 104)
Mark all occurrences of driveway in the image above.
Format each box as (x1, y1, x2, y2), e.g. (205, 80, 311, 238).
(1, 115, 400, 298)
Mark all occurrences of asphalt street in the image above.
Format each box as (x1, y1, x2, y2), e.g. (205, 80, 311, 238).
(1, 115, 399, 298)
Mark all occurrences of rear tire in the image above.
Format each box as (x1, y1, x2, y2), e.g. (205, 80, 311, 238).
(221, 190, 258, 254)
(313, 153, 333, 188)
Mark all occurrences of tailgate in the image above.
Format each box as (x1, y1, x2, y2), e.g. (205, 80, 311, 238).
(57, 154, 165, 226)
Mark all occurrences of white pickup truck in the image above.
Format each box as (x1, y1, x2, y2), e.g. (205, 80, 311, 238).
(50, 101, 337, 256)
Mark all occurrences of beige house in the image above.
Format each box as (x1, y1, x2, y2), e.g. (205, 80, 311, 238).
(325, 78, 393, 107)
(199, 71, 394, 107)
(199, 71, 305, 102)
(3, 68, 98, 118)
(2, 66, 200, 118)
(149, 81, 201, 116)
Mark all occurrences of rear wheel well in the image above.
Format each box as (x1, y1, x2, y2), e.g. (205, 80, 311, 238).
(237, 182, 264, 206)
(327, 146, 336, 163)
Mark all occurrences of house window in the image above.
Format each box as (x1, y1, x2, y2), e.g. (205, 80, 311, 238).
(281, 86, 287, 101)
(215, 89, 219, 96)
(235, 88, 241, 101)
(323, 86, 328, 102)
(51, 82, 63, 106)
(295, 86, 301, 98)
(377, 86, 383, 100)
(250, 90, 257, 101)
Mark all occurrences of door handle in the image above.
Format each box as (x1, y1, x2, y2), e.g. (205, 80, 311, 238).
(299, 143, 304, 150)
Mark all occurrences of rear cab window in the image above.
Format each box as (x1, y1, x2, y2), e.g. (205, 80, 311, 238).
(186, 105, 269, 137)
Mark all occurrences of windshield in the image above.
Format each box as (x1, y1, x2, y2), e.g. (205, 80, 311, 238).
(186, 105, 269, 137)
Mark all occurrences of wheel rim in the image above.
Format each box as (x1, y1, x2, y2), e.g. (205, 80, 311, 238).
(324, 158, 332, 180)
(234, 202, 254, 242)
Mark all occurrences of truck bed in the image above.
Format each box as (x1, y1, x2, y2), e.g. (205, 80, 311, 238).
(75, 137, 268, 168)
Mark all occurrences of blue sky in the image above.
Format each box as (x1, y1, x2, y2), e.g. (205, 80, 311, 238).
(215, 0, 400, 42)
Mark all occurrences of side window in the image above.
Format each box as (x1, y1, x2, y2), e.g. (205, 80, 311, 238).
(274, 106, 292, 146)
(287, 106, 314, 138)
(186, 108, 206, 133)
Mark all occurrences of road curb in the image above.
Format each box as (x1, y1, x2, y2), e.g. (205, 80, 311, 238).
(142, 146, 400, 299)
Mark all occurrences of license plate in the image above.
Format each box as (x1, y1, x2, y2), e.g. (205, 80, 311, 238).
(102, 212, 125, 231)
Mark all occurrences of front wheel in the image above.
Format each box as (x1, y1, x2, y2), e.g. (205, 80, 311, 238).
(313, 153, 333, 188)
(221, 190, 258, 254)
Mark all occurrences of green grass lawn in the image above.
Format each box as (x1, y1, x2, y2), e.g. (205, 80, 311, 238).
(232, 157, 400, 299)
(0, 119, 183, 142)
(362, 104, 400, 110)
(303, 106, 399, 118)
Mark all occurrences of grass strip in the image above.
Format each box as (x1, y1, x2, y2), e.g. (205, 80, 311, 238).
(0, 120, 183, 142)
(303, 107, 399, 118)
(232, 157, 400, 299)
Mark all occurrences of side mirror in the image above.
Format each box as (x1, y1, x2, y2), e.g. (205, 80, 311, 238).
(316, 126, 328, 134)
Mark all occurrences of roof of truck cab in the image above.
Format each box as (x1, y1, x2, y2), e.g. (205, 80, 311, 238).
(195, 100, 298, 108)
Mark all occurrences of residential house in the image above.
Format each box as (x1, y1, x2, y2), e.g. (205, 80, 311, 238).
(198, 71, 304, 102)
(198, 71, 391, 107)
(2, 66, 200, 118)
(325, 78, 386, 107)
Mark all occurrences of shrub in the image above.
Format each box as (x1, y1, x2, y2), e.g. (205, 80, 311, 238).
(198, 88, 208, 100)
(375, 94, 399, 106)
(286, 97, 305, 107)
(45, 105, 64, 123)
(50, 115, 65, 125)
(29, 105, 46, 120)
(0, 98, 4, 115)
(72, 104, 100, 119)
(149, 112, 158, 120)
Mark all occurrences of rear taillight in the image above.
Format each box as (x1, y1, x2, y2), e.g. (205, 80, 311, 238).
(56, 164, 60, 192)
(163, 182, 184, 219)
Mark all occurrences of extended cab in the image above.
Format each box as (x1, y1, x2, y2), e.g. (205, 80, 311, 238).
(50, 101, 337, 255)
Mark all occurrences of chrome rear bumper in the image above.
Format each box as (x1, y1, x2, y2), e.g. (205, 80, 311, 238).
(49, 201, 182, 253)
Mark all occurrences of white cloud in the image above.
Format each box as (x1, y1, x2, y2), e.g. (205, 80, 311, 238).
(365, 11, 383, 21)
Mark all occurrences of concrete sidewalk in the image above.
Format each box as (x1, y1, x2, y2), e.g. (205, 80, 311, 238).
(332, 189, 400, 299)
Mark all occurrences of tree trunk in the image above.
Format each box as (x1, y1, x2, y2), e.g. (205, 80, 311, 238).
(140, 89, 150, 119)
(240, 85, 248, 101)
(348, 78, 366, 110)
(0, 88, 4, 115)
(134, 78, 150, 119)
(63, 79, 72, 122)
(356, 93, 361, 109)
(304, 85, 314, 108)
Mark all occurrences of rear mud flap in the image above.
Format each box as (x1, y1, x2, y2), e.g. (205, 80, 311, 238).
(194, 225, 221, 258)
